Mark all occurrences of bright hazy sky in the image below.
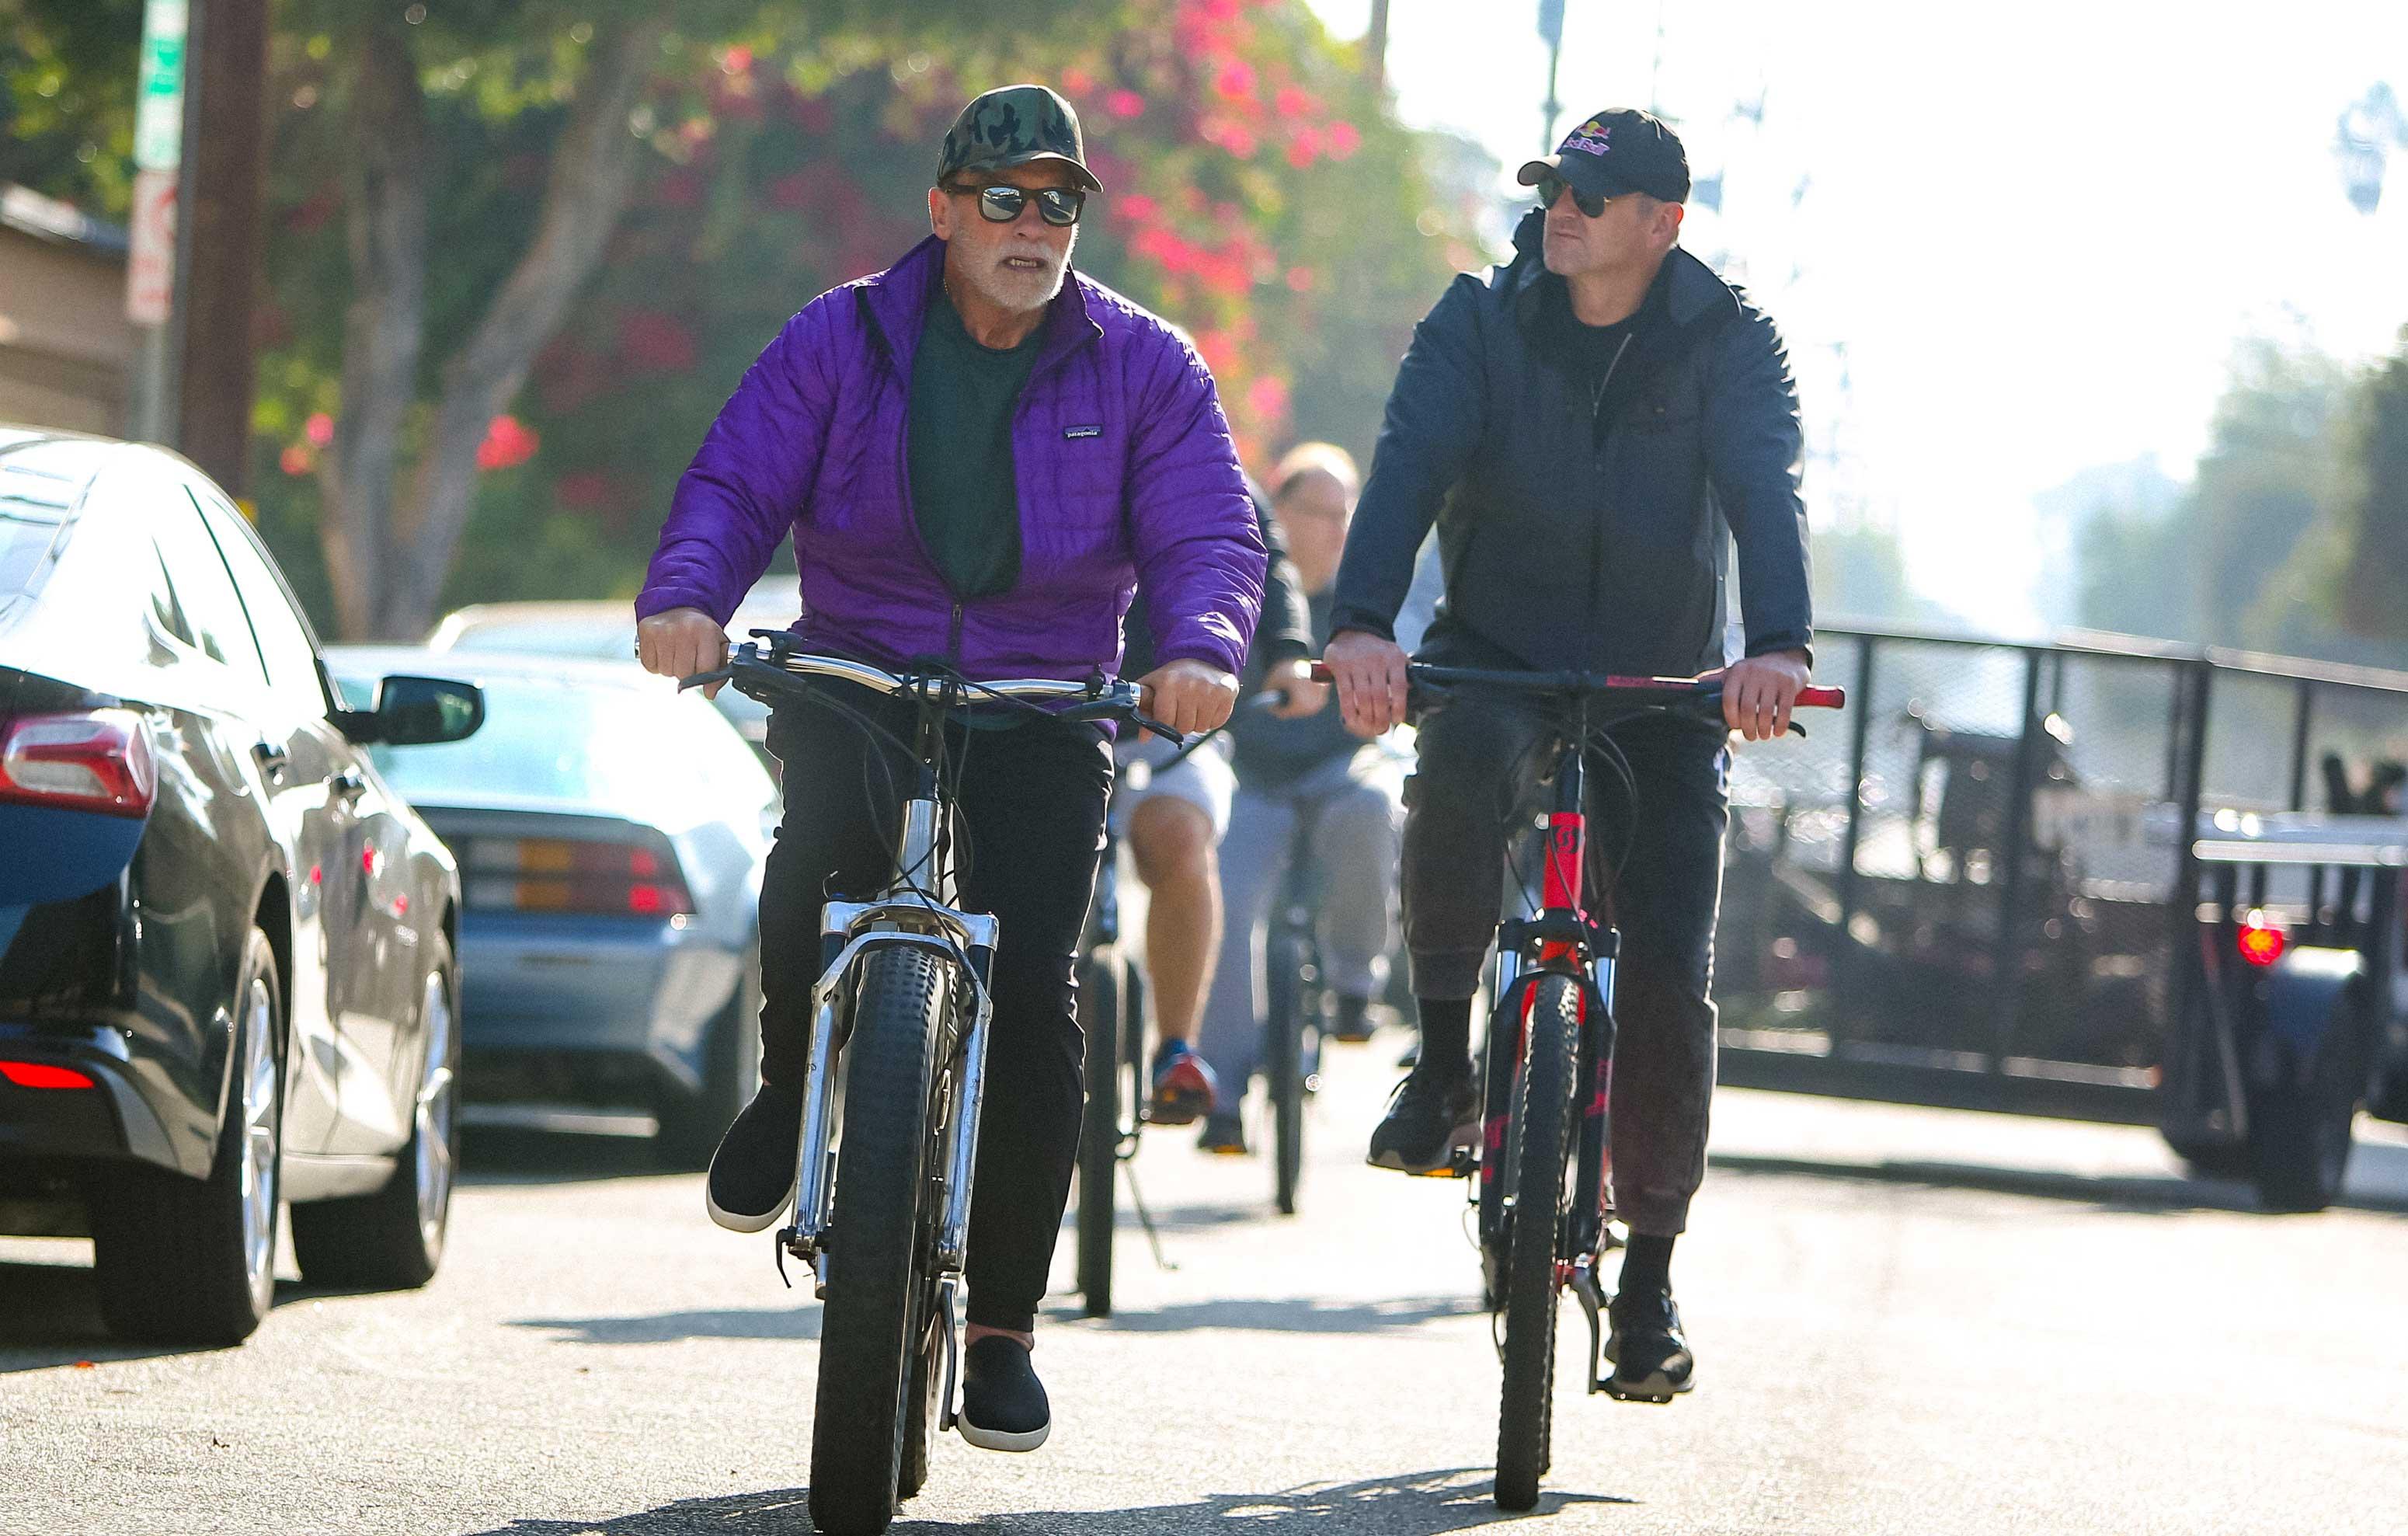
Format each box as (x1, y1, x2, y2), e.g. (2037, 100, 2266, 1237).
(1306, 0, 2408, 632)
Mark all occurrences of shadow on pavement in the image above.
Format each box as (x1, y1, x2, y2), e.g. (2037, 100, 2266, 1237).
(461, 1124, 678, 1187)
(466, 1468, 1630, 1534)
(0, 1253, 281, 1371)
(1061, 1294, 1484, 1334)
(510, 1304, 822, 1345)
(1711, 1134, 2408, 1217)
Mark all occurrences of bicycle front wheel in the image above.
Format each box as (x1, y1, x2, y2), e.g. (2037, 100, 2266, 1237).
(1495, 971, 1580, 1513)
(810, 946, 951, 1536)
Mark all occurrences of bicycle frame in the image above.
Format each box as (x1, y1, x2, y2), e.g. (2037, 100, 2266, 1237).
(1475, 702, 1620, 1347)
(694, 640, 1162, 1441)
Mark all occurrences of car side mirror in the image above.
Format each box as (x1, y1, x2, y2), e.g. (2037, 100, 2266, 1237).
(338, 675, 485, 747)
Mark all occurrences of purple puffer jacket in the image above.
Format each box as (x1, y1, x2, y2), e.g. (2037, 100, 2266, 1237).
(636, 235, 1265, 683)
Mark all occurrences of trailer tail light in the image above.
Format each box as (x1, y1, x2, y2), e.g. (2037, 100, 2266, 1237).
(0, 710, 156, 817)
(463, 831, 694, 918)
(2236, 913, 2286, 968)
(0, 1061, 97, 1089)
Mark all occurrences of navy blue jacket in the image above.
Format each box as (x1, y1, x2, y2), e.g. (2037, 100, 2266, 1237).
(1331, 211, 1812, 676)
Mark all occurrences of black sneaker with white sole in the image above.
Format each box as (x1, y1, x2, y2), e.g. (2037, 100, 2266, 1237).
(704, 1081, 803, 1232)
(959, 1336, 1051, 1452)
(1603, 1286, 1695, 1402)
(1365, 1067, 1478, 1175)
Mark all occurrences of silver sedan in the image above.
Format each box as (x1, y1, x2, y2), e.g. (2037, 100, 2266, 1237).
(324, 647, 775, 1166)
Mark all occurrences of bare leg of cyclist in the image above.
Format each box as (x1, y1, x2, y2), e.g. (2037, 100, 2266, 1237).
(1129, 794, 1223, 1125)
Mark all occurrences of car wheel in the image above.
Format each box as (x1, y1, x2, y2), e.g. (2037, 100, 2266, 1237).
(90, 926, 284, 1345)
(656, 944, 762, 1171)
(290, 938, 458, 1288)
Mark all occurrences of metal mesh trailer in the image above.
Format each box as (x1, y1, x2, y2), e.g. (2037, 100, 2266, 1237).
(1711, 624, 2408, 1207)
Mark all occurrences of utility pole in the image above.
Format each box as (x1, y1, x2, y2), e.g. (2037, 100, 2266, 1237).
(1538, 0, 1565, 149)
(124, 0, 187, 445)
(175, 0, 270, 498)
(1365, 0, 1390, 90)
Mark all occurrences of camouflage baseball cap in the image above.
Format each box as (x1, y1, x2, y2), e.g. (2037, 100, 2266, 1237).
(937, 84, 1103, 194)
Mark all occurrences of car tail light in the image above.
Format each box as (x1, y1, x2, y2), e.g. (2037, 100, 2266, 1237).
(0, 1061, 96, 1089)
(0, 710, 156, 818)
(2237, 912, 2286, 968)
(463, 831, 694, 918)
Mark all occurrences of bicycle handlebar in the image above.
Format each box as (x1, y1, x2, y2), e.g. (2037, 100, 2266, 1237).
(1302, 660, 1846, 732)
(681, 641, 1187, 744)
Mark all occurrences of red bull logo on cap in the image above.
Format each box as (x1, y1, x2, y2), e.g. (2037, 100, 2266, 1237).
(1561, 117, 1613, 156)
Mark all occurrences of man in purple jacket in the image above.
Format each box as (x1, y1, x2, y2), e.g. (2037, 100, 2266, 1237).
(635, 84, 1264, 1451)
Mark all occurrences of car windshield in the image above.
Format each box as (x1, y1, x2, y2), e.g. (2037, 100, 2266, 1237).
(331, 670, 770, 810)
(444, 616, 633, 660)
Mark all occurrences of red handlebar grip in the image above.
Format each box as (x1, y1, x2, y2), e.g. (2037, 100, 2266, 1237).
(1307, 661, 1334, 682)
(1796, 685, 1846, 709)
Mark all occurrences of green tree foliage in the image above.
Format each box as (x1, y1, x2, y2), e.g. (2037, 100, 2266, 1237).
(2076, 342, 2345, 647)
(2333, 329, 2408, 639)
(3, 0, 1471, 638)
(0, 0, 141, 216)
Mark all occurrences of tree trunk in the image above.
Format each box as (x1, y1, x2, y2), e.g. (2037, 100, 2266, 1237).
(318, 16, 664, 640)
(317, 5, 425, 641)
(378, 18, 667, 640)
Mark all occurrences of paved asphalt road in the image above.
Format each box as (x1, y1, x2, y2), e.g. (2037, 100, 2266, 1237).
(7, 1033, 2408, 1536)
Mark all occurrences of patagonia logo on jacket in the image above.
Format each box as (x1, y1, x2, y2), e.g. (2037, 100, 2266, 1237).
(1063, 425, 1103, 439)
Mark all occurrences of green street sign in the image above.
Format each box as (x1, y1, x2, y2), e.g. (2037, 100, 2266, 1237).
(133, 0, 188, 172)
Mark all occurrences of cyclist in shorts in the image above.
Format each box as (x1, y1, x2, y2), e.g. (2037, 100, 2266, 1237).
(1116, 479, 1315, 1127)
(1195, 444, 1404, 1154)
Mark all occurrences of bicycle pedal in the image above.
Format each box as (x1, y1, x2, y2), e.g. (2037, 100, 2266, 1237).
(1440, 1145, 1479, 1179)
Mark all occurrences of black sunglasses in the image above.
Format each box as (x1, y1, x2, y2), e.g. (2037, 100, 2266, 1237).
(949, 183, 1086, 228)
(1534, 170, 1608, 219)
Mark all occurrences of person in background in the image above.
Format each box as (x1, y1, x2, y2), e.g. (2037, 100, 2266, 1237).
(1195, 444, 1404, 1154)
(1115, 482, 1317, 1127)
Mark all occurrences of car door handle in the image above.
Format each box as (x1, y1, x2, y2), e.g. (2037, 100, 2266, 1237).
(330, 768, 367, 802)
(252, 741, 289, 782)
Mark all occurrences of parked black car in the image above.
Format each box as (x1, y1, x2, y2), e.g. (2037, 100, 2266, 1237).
(0, 427, 483, 1344)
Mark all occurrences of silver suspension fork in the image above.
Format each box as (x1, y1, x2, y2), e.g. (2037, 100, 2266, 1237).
(783, 792, 984, 1287)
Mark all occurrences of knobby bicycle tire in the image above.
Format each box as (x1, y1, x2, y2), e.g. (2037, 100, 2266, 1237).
(1268, 929, 1308, 1216)
(810, 946, 949, 1536)
(1075, 947, 1121, 1315)
(1495, 972, 1580, 1512)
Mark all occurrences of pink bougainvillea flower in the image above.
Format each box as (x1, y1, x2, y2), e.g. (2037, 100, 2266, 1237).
(304, 412, 334, 447)
(279, 444, 312, 478)
(1326, 120, 1361, 159)
(1060, 67, 1094, 96)
(1274, 85, 1317, 118)
(720, 44, 752, 75)
(1117, 192, 1159, 222)
(1246, 373, 1289, 427)
(1285, 265, 1315, 292)
(1105, 89, 1146, 118)
(1214, 61, 1256, 101)
(475, 416, 539, 473)
(1286, 129, 1320, 169)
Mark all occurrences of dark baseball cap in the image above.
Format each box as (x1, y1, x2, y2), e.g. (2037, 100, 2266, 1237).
(937, 84, 1103, 194)
(1517, 107, 1689, 204)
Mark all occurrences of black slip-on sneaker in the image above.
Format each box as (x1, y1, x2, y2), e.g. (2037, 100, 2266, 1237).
(959, 1336, 1052, 1452)
(704, 1082, 803, 1233)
